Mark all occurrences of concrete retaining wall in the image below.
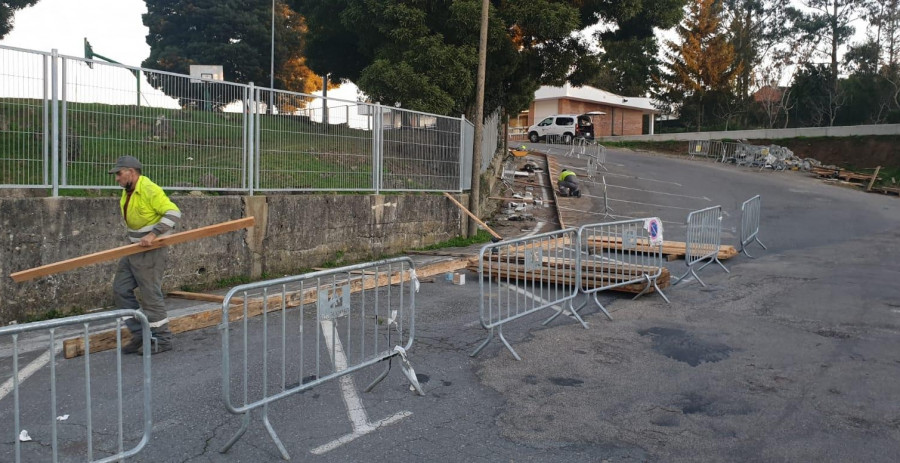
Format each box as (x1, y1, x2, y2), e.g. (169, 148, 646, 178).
(0, 193, 465, 322)
(598, 123, 900, 142)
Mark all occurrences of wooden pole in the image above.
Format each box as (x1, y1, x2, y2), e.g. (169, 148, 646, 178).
(10, 217, 255, 283)
(867, 166, 881, 191)
(444, 192, 501, 239)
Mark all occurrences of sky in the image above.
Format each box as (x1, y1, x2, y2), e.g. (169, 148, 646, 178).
(0, 0, 871, 94)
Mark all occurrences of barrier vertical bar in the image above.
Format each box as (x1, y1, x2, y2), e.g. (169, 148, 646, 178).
(50, 49, 59, 197)
(740, 195, 767, 258)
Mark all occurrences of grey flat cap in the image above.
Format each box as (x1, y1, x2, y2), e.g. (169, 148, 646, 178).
(108, 155, 142, 174)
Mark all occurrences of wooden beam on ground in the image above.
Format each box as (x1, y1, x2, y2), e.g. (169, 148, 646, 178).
(443, 192, 502, 239)
(11, 217, 256, 283)
(867, 166, 882, 191)
(586, 235, 737, 260)
(167, 291, 244, 305)
(62, 257, 469, 359)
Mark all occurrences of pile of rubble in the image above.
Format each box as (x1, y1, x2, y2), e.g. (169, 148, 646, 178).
(733, 142, 830, 171)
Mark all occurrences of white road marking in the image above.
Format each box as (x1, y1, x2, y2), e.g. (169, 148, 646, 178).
(588, 181, 711, 201)
(0, 342, 61, 402)
(602, 197, 697, 211)
(595, 171, 683, 187)
(312, 319, 411, 454)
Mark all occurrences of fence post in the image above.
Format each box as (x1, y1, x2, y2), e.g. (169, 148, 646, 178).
(60, 56, 68, 187)
(373, 104, 383, 193)
(460, 114, 467, 191)
(248, 82, 256, 196)
(50, 49, 59, 197)
(42, 53, 49, 187)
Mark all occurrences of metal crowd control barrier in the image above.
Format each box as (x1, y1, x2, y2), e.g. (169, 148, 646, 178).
(673, 205, 729, 287)
(472, 228, 582, 360)
(688, 140, 710, 158)
(575, 218, 670, 319)
(219, 257, 423, 459)
(740, 195, 767, 258)
(0, 310, 152, 463)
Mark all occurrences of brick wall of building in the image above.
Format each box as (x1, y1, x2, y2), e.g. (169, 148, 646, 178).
(528, 98, 647, 136)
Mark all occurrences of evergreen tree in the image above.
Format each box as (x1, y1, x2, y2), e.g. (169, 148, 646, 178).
(292, 0, 687, 117)
(142, 0, 321, 109)
(657, 0, 742, 130)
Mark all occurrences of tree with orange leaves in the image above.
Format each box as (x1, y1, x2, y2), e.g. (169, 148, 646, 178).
(656, 0, 743, 130)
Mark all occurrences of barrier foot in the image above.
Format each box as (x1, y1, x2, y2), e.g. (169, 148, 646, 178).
(364, 359, 391, 393)
(672, 266, 706, 287)
(632, 275, 653, 300)
(263, 404, 291, 460)
(741, 237, 767, 258)
(498, 326, 522, 361)
(470, 328, 494, 358)
(592, 293, 613, 321)
(542, 300, 587, 328)
(220, 412, 250, 454)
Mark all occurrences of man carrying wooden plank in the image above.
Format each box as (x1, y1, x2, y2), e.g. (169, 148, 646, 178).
(109, 155, 181, 355)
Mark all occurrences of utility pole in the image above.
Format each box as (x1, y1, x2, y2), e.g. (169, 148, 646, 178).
(468, 0, 489, 237)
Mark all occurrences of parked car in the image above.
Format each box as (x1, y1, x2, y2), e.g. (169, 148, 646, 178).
(527, 113, 600, 144)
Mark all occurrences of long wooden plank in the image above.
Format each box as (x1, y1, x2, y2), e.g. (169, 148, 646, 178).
(167, 291, 244, 305)
(62, 258, 468, 358)
(443, 192, 502, 239)
(11, 217, 256, 283)
(586, 236, 737, 260)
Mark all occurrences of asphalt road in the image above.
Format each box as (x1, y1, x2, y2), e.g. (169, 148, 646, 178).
(1, 146, 899, 462)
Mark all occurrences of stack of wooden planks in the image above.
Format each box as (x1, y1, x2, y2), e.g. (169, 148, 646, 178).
(466, 251, 670, 294)
(62, 257, 470, 359)
(585, 235, 738, 261)
(810, 166, 880, 184)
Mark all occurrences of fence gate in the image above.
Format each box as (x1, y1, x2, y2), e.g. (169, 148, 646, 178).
(673, 205, 729, 287)
(577, 218, 670, 319)
(740, 195, 767, 258)
(472, 229, 582, 360)
(0, 310, 152, 463)
(219, 257, 423, 459)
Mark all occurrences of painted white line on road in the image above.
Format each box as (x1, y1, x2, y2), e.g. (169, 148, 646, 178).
(314, 319, 411, 454)
(600, 196, 697, 211)
(595, 171, 683, 187)
(584, 181, 711, 201)
(555, 205, 684, 227)
(0, 342, 61, 402)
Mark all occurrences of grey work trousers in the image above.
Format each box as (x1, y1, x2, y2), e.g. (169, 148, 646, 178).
(113, 247, 172, 341)
(559, 179, 579, 195)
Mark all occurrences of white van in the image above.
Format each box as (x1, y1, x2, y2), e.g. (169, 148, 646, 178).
(527, 112, 601, 144)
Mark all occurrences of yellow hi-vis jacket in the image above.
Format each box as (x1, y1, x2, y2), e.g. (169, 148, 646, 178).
(559, 170, 576, 182)
(119, 175, 182, 243)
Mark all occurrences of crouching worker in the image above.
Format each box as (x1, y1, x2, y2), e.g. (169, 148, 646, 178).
(109, 155, 182, 355)
(558, 168, 581, 197)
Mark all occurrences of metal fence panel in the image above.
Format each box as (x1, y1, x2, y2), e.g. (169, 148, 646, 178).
(740, 195, 767, 258)
(254, 88, 376, 192)
(380, 107, 463, 192)
(0, 310, 152, 463)
(673, 205, 729, 287)
(472, 228, 582, 360)
(2, 45, 470, 194)
(219, 257, 423, 459)
(56, 54, 250, 192)
(0, 46, 50, 188)
(688, 140, 710, 158)
(577, 218, 670, 318)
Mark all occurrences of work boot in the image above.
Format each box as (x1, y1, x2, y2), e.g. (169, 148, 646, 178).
(122, 333, 142, 354)
(139, 337, 173, 355)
